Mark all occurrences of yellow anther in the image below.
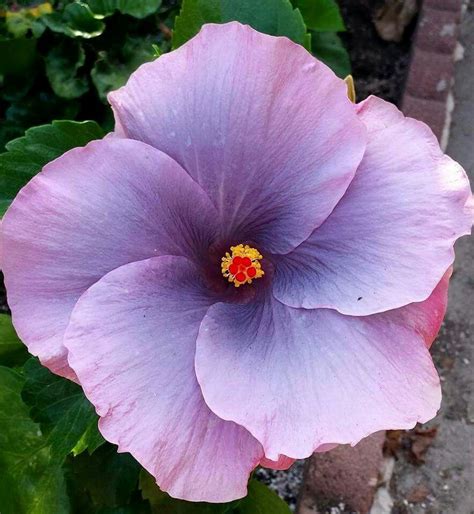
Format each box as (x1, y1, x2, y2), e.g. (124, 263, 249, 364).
(221, 244, 264, 287)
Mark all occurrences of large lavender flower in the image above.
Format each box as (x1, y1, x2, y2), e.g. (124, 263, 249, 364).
(1, 23, 472, 502)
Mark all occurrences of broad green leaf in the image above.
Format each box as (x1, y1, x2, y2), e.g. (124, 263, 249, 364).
(0, 367, 70, 514)
(45, 40, 89, 99)
(31, 18, 48, 38)
(1, 70, 36, 103)
(22, 358, 105, 459)
(5, 3, 53, 38)
(295, 0, 345, 31)
(92, 37, 156, 102)
(68, 445, 141, 507)
(43, 2, 105, 38)
(5, 12, 35, 38)
(140, 470, 239, 513)
(97, 506, 151, 514)
(0, 314, 28, 367)
(233, 480, 291, 513)
(140, 473, 290, 513)
(87, 0, 162, 18)
(0, 37, 37, 76)
(1, 92, 80, 151)
(0, 119, 104, 216)
(71, 418, 107, 456)
(173, 0, 307, 48)
(311, 31, 351, 78)
(0, 199, 12, 214)
(0, 121, 25, 154)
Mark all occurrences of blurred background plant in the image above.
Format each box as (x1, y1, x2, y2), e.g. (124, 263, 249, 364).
(0, 0, 351, 150)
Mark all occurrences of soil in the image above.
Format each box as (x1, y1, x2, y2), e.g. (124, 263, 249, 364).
(338, 0, 418, 105)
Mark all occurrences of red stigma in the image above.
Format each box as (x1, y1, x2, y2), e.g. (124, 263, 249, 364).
(229, 263, 239, 275)
(235, 271, 246, 283)
(221, 244, 264, 287)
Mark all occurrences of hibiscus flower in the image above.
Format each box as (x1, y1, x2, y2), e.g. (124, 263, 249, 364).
(1, 22, 472, 502)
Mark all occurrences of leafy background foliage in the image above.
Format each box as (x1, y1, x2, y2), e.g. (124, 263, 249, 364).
(0, 0, 350, 512)
(0, 119, 104, 215)
(0, 0, 349, 150)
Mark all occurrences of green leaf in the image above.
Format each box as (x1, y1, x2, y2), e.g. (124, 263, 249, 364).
(0, 366, 71, 514)
(96, 506, 151, 514)
(303, 31, 312, 51)
(295, 0, 345, 32)
(92, 36, 156, 102)
(152, 43, 162, 57)
(43, 2, 105, 38)
(87, 0, 162, 18)
(31, 18, 48, 38)
(1, 70, 37, 103)
(0, 37, 37, 76)
(140, 470, 239, 513)
(4, 3, 53, 37)
(5, 12, 34, 38)
(140, 473, 290, 513)
(45, 40, 89, 99)
(68, 445, 141, 507)
(1, 92, 81, 151)
(233, 480, 291, 513)
(0, 314, 29, 367)
(71, 418, 107, 456)
(311, 31, 351, 77)
(0, 119, 104, 216)
(0, 121, 25, 155)
(173, 0, 307, 48)
(5, 3, 53, 38)
(22, 358, 105, 460)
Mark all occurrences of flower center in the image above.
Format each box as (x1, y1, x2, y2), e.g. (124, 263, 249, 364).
(221, 244, 264, 287)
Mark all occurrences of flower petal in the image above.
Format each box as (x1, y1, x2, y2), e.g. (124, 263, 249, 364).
(260, 455, 295, 471)
(1, 138, 218, 379)
(195, 278, 445, 459)
(64, 256, 263, 502)
(409, 267, 451, 349)
(109, 22, 366, 254)
(274, 96, 472, 315)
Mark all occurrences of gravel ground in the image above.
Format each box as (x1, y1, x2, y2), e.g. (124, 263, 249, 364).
(256, 461, 306, 512)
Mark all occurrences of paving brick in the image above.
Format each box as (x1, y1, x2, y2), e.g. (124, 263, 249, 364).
(297, 432, 385, 514)
(402, 95, 446, 140)
(416, 6, 461, 54)
(405, 49, 454, 102)
(401, 0, 463, 141)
